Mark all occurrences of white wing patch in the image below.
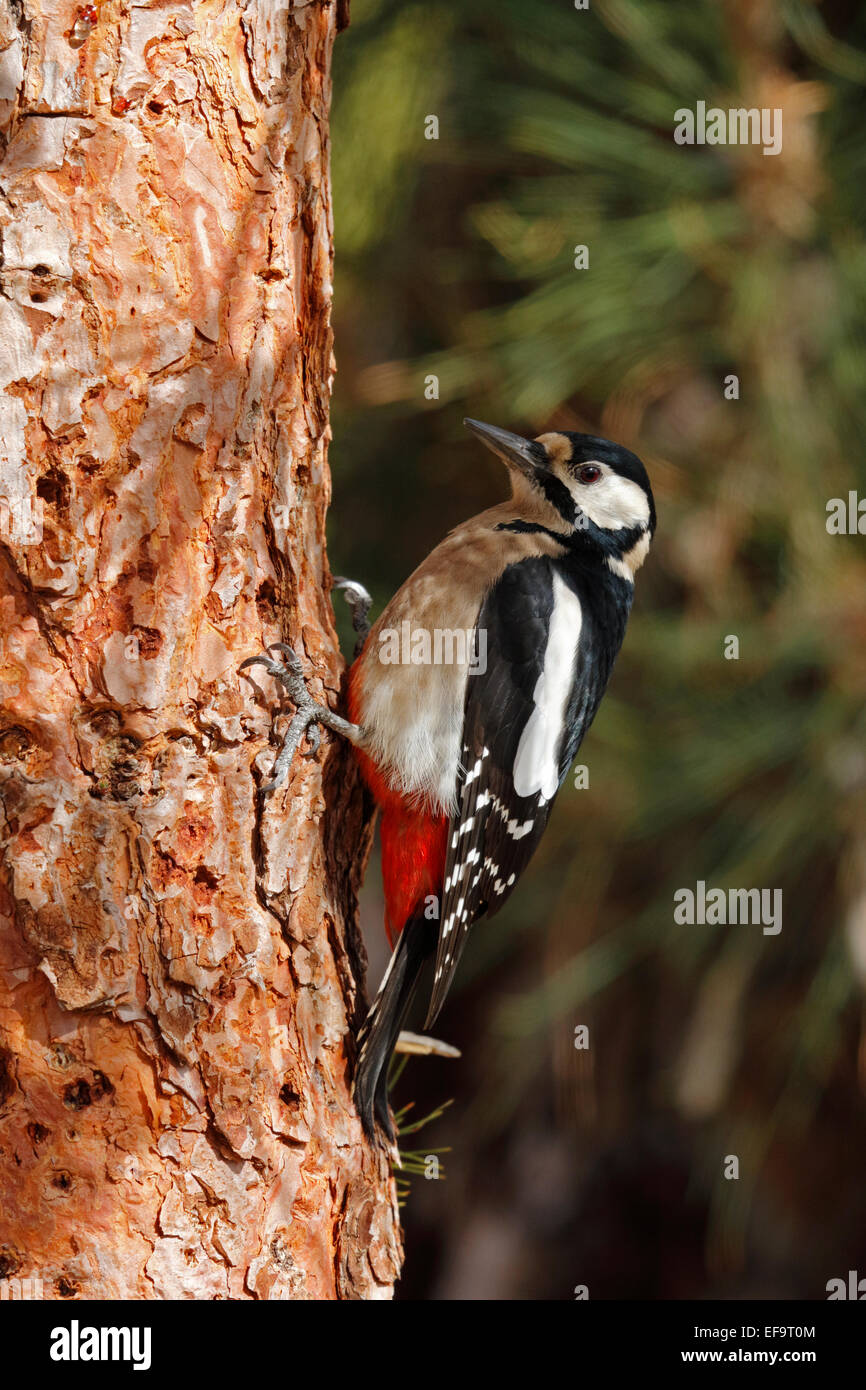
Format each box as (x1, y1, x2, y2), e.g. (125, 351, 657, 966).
(512, 572, 582, 803)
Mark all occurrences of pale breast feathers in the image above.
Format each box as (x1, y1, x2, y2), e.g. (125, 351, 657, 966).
(353, 510, 569, 812)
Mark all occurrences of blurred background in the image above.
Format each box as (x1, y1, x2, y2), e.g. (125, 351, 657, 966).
(327, 0, 866, 1298)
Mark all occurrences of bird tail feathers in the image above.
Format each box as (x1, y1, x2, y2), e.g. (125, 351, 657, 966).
(353, 913, 436, 1142)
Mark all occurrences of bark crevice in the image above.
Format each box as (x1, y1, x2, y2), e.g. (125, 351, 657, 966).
(0, 0, 400, 1300)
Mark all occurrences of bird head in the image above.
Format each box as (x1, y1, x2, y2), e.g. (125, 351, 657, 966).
(464, 418, 656, 580)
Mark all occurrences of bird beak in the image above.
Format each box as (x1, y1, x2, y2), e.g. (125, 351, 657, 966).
(464, 418, 546, 477)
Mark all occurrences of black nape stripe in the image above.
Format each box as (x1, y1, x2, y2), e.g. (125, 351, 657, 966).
(496, 516, 646, 564)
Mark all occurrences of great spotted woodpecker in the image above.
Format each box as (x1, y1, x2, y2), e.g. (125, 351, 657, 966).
(243, 420, 655, 1141)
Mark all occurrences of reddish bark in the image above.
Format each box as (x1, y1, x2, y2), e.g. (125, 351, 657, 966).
(0, 0, 399, 1300)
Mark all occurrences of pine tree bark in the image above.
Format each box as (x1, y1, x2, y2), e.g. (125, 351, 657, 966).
(0, 0, 400, 1300)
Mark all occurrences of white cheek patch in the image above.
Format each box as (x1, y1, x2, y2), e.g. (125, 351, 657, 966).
(512, 572, 582, 803)
(570, 467, 651, 532)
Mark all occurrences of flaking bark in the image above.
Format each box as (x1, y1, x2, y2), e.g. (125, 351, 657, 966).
(0, 0, 399, 1300)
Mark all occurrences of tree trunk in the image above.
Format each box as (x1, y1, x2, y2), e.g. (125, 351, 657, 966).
(0, 0, 400, 1300)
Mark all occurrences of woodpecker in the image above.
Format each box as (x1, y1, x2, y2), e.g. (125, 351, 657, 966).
(243, 420, 655, 1142)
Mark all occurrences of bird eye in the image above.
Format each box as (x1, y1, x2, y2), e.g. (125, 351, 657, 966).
(577, 464, 602, 484)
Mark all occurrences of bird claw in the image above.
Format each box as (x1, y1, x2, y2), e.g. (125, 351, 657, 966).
(333, 575, 372, 654)
(240, 642, 306, 699)
(241, 643, 328, 792)
(301, 721, 321, 758)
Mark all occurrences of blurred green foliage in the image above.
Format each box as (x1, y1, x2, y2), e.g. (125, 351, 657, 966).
(329, 0, 866, 1297)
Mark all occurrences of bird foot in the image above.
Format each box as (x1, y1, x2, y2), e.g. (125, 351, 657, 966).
(240, 642, 362, 793)
(333, 575, 372, 655)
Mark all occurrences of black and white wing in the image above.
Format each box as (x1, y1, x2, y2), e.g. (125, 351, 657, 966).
(425, 555, 612, 1026)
